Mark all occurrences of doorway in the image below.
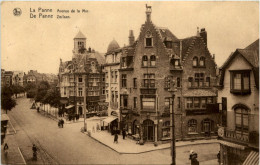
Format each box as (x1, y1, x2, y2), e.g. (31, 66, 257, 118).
(143, 119, 154, 141)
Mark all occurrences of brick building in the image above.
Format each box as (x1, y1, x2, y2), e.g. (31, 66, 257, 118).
(112, 6, 219, 143)
(217, 39, 259, 165)
(58, 31, 106, 116)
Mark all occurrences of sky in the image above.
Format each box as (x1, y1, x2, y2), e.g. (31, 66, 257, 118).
(1, 1, 259, 74)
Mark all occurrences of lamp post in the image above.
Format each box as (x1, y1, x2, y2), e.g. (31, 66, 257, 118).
(83, 74, 87, 132)
(168, 78, 177, 165)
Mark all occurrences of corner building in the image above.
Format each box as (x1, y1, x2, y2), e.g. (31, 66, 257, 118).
(114, 6, 219, 143)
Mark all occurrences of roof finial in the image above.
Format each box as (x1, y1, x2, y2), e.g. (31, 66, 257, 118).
(197, 27, 200, 36)
(146, 4, 152, 22)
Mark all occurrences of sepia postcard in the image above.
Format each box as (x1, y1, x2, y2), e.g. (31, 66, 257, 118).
(1, 1, 259, 165)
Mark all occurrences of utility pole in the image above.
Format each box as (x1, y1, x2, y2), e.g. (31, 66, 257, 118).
(168, 78, 177, 165)
(83, 74, 87, 132)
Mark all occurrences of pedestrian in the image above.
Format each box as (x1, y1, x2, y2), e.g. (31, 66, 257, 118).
(114, 132, 118, 144)
(32, 144, 38, 161)
(122, 129, 126, 140)
(61, 119, 64, 128)
(4, 143, 8, 157)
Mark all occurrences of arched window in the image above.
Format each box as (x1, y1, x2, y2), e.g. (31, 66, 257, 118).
(150, 55, 156, 66)
(199, 57, 205, 66)
(193, 57, 198, 66)
(234, 106, 249, 133)
(142, 56, 148, 67)
(188, 119, 197, 133)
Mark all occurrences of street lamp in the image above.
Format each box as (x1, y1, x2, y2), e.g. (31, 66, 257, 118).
(83, 74, 87, 132)
(168, 78, 177, 165)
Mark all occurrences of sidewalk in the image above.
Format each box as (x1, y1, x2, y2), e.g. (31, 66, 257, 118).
(81, 120, 219, 154)
(1, 121, 26, 165)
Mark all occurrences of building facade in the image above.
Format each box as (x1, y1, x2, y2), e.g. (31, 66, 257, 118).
(112, 6, 219, 144)
(58, 31, 106, 116)
(217, 39, 259, 165)
(12, 71, 24, 87)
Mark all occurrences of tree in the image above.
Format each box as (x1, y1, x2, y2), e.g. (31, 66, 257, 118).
(10, 85, 25, 98)
(1, 86, 16, 114)
(35, 81, 50, 103)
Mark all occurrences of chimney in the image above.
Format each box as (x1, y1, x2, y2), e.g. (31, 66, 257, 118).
(129, 30, 135, 46)
(200, 28, 207, 46)
(88, 47, 91, 52)
(145, 4, 152, 22)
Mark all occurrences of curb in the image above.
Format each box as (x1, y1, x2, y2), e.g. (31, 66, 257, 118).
(18, 147, 26, 165)
(82, 131, 220, 154)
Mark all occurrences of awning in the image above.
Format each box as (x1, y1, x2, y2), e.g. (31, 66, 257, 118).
(243, 151, 259, 165)
(219, 140, 245, 150)
(65, 105, 74, 109)
(1, 114, 10, 121)
(102, 116, 118, 123)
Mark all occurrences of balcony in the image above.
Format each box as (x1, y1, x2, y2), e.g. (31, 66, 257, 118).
(110, 102, 118, 110)
(120, 106, 132, 114)
(224, 128, 249, 144)
(170, 65, 183, 71)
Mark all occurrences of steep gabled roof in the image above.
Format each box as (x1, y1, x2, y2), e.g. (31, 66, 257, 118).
(219, 39, 259, 89)
(157, 27, 178, 42)
(180, 36, 197, 61)
(74, 31, 86, 39)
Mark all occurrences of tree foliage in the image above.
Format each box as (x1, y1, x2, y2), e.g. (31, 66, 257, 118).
(1, 86, 16, 114)
(35, 81, 50, 103)
(43, 87, 60, 108)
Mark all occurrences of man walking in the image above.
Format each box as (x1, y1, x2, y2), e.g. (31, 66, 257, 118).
(122, 129, 126, 140)
(114, 132, 118, 144)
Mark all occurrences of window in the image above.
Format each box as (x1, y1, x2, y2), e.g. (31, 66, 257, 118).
(201, 98, 207, 108)
(205, 77, 210, 87)
(194, 98, 200, 108)
(193, 57, 198, 66)
(122, 74, 127, 88)
(142, 56, 148, 67)
(121, 95, 128, 108)
(174, 60, 180, 67)
(207, 97, 213, 104)
(230, 71, 250, 94)
(102, 87, 105, 95)
(115, 71, 118, 83)
(64, 87, 67, 95)
(78, 88, 83, 96)
(106, 90, 109, 98)
(164, 76, 171, 89)
(188, 119, 197, 133)
(150, 55, 156, 66)
(186, 98, 193, 108)
(177, 97, 181, 108)
(177, 77, 181, 87)
(142, 97, 155, 110)
(162, 121, 170, 138)
(194, 73, 204, 87)
(164, 98, 170, 109)
(188, 77, 193, 87)
(133, 78, 137, 88)
(134, 97, 137, 108)
(235, 107, 248, 132)
(165, 41, 172, 48)
(143, 74, 155, 88)
(122, 57, 127, 68)
(199, 57, 205, 66)
(78, 76, 82, 83)
(115, 91, 118, 103)
(146, 38, 152, 47)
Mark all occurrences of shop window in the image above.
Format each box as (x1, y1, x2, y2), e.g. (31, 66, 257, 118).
(199, 57, 205, 67)
(142, 56, 148, 67)
(162, 121, 170, 138)
(230, 71, 250, 94)
(150, 55, 156, 66)
(188, 119, 197, 133)
(193, 57, 198, 67)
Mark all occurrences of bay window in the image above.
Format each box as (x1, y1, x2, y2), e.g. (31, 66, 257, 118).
(230, 70, 250, 94)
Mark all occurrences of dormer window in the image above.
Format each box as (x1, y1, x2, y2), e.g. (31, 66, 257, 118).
(174, 59, 180, 67)
(145, 31, 153, 47)
(142, 56, 148, 67)
(193, 57, 198, 67)
(200, 57, 205, 67)
(150, 55, 156, 66)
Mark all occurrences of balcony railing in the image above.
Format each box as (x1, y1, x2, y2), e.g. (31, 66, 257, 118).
(110, 102, 118, 110)
(224, 128, 249, 143)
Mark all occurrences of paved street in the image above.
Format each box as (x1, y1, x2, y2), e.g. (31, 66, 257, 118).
(4, 97, 220, 164)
